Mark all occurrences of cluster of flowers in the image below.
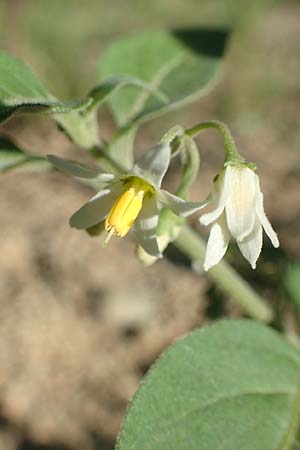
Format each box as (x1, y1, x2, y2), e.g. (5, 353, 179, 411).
(48, 137, 279, 271)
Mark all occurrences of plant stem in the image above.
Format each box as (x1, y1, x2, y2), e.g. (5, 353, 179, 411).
(186, 120, 246, 165)
(174, 224, 274, 323)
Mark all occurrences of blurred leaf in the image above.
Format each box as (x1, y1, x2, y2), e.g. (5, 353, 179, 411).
(86, 75, 168, 113)
(0, 52, 91, 124)
(85, 77, 168, 166)
(103, 123, 138, 172)
(116, 320, 300, 450)
(0, 136, 50, 172)
(100, 28, 230, 126)
(0, 52, 169, 149)
(284, 262, 300, 313)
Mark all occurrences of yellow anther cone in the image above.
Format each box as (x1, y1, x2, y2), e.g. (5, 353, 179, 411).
(105, 185, 145, 241)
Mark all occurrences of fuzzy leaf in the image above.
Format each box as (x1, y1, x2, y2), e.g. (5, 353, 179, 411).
(0, 52, 91, 124)
(116, 320, 300, 450)
(86, 75, 168, 113)
(100, 28, 230, 126)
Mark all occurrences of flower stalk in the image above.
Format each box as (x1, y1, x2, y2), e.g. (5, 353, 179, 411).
(186, 120, 253, 167)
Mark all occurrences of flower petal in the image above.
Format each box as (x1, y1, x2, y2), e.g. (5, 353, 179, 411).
(69, 183, 122, 229)
(131, 143, 170, 188)
(134, 197, 161, 257)
(225, 166, 257, 240)
(203, 213, 230, 271)
(200, 170, 228, 226)
(47, 154, 115, 185)
(237, 219, 263, 269)
(256, 191, 279, 248)
(157, 189, 208, 217)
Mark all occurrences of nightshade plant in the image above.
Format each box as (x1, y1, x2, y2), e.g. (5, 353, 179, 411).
(1, 29, 299, 450)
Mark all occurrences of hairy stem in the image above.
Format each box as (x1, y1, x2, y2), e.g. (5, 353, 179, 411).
(186, 120, 247, 165)
(174, 224, 274, 323)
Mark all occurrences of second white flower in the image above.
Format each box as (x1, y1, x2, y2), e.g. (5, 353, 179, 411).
(200, 165, 279, 271)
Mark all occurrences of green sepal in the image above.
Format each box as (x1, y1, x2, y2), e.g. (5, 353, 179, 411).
(176, 134, 200, 198)
(136, 208, 184, 266)
(85, 221, 105, 237)
(157, 207, 185, 240)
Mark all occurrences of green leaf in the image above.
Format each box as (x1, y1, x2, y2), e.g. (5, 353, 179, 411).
(284, 262, 300, 313)
(86, 75, 168, 113)
(0, 52, 91, 123)
(0, 136, 50, 172)
(77, 75, 167, 156)
(116, 320, 300, 450)
(100, 28, 230, 126)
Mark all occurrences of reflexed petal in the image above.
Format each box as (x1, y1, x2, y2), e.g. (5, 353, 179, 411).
(203, 213, 230, 271)
(200, 170, 228, 226)
(134, 198, 161, 257)
(47, 154, 115, 185)
(225, 166, 257, 240)
(131, 143, 170, 188)
(256, 191, 279, 248)
(69, 183, 122, 229)
(48, 154, 98, 178)
(237, 219, 263, 269)
(157, 189, 208, 217)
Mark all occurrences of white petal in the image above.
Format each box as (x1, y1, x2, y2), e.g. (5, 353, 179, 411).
(199, 170, 228, 226)
(47, 154, 98, 179)
(47, 155, 115, 188)
(47, 155, 116, 188)
(237, 219, 263, 269)
(157, 189, 208, 217)
(256, 190, 279, 248)
(225, 166, 257, 240)
(69, 183, 122, 229)
(134, 198, 161, 257)
(131, 143, 170, 188)
(203, 213, 231, 271)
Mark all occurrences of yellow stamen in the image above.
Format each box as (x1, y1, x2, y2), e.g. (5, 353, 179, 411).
(105, 180, 148, 240)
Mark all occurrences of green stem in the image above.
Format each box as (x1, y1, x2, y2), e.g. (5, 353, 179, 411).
(176, 135, 200, 198)
(160, 125, 184, 146)
(90, 145, 126, 174)
(186, 120, 245, 165)
(174, 224, 274, 323)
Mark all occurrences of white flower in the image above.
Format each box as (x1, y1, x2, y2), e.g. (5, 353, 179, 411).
(200, 165, 279, 271)
(48, 143, 206, 257)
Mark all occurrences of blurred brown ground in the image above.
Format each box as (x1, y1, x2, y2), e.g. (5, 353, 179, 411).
(0, 1, 300, 449)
